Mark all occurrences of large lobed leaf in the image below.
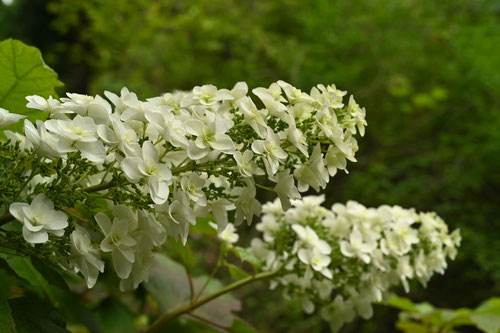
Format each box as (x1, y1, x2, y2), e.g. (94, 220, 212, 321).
(0, 38, 63, 132)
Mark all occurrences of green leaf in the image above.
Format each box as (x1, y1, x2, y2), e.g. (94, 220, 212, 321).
(95, 298, 136, 333)
(441, 309, 474, 328)
(0, 255, 66, 307)
(476, 298, 500, 315)
(30, 257, 69, 291)
(0, 299, 16, 333)
(415, 302, 435, 314)
(0, 38, 63, 132)
(395, 321, 428, 333)
(385, 295, 419, 313)
(228, 318, 257, 333)
(226, 262, 249, 280)
(0, 269, 15, 333)
(145, 254, 241, 327)
(191, 216, 217, 236)
(169, 238, 197, 270)
(8, 297, 69, 333)
(232, 247, 262, 272)
(470, 314, 500, 333)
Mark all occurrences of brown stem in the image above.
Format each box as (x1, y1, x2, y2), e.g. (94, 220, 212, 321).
(187, 311, 229, 331)
(144, 270, 278, 333)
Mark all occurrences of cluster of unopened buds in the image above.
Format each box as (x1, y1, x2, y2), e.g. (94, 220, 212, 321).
(0, 81, 366, 291)
(247, 196, 461, 332)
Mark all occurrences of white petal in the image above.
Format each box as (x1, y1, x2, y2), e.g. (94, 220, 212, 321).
(23, 227, 48, 244)
(112, 249, 133, 279)
(183, 119, 205, 136)
(94, 212, 112, 234)
(121, 157, 143, 182)
(9, 202, 28, 222)
(77, 141, 106, 163)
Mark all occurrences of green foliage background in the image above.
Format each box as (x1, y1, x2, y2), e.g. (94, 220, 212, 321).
(1, 0, 499, 331)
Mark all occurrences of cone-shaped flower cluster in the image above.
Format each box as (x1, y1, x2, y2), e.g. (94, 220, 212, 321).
(3, 81, 365, 289)
(248, 196, 461, 332)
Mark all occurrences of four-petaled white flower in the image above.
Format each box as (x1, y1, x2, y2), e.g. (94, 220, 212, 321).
(190, 84, 234, 106)
(9, 194, 68, 244)
(45, 115, 106, 163)
(121, 141, 172, 204)
(210, 222, 239, 244)
(184, 112, 235, 159)
(340, 227, 376, 263)
(95, 206, 138, 279)
(251, 127, 287, 176)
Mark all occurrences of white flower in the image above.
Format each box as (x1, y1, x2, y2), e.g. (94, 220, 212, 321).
(119, 240, 154, 291)
(26, 95, 70, 119)
(0, 108, 26, 128)
(190, 84, 234, 106)
(256, 214, 281, 242)
(24, 120, 71, 159)
(252, 85, 290, 123)
(291, 224, 322, 247)
(9, 194, 68, 244)
(233, 150, 264, 177)
(234, 179, 261, 226)
(293, 144, 328, 192)
(324, 146, 349, 176)
(273, 170, 301, 210)
(286, 122, 309, 157)
(251, 127, 287, 176)
(381, 222, 419, 256)
(120, 100, 158, 123)
(104, 87, 138, 114)
(315, 106, 343, 140)
(61, 93, 112, 124)
(121, 141, 172, 204)
(155, 191, 195, 245)
(97, 115, 140, 156)
(145, 110, 188, 148)
(278, 80, 316, 104)
(321, 295, 356, 333)
(346, 95, 367, 136)
(298, 247, 332, 278)
(184, 112, 235, 159)
(340, 227, 376, 263)
(237, 96, 268, 138)
(210, 222, 239, 244)
(45, 115, 106, 163)
(311, 84, 346, 109)
(70, 226, 105, 288)
(95, 206, 138, 279)
(180, 172, 207, 206)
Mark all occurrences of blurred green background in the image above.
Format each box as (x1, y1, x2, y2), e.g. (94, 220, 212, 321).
(1, 0, 499, 331)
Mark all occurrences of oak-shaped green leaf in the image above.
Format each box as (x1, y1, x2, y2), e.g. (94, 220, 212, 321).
(8, 297, 69, 333)
(0, 38, 63, 132)
(0, 255, 67, 308)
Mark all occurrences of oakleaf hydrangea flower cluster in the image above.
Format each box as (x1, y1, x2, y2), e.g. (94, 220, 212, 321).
(1, 81, 365, 290)
(248, 196, 461, 332)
